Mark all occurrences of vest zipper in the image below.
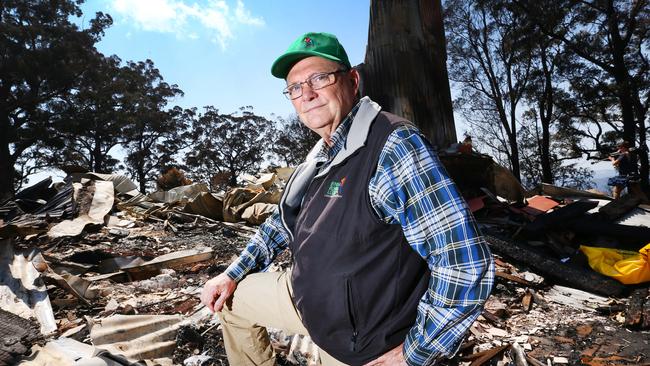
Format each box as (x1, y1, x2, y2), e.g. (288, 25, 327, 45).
(279, 166, 302, 242)
(345, 279, 358, 352)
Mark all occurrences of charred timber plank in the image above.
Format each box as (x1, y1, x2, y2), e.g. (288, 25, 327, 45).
(121, 248, 213, 281)
(643, 291, 650, 330)
(495, 271, 542, 288)
(571, 218, 650, 250)
(596, 304, 627, 315)
(524, 200, 598, 235)
(525, 355, 547, 366)
(485, 235, 626, 297)
(481, 310, 505, 327)
(465, 344, 510, 365)
(625, 287, 648, 328)
(540, 183, 611, 200)
(0, 309, 43, 365)
(599, 195, 642, 221)
(522, 289, 533, 312)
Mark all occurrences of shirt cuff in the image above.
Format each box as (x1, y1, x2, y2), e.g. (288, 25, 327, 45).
(403, 326, 446, 366)
(223, 256, 253, 283)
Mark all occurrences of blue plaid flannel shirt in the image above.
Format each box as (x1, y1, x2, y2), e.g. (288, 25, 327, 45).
(224, 102, 495, 365)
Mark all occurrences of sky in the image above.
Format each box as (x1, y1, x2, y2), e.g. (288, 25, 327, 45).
(79, 0, 372, 119)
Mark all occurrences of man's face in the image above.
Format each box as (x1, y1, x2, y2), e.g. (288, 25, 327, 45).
(286, 56, 359, 137)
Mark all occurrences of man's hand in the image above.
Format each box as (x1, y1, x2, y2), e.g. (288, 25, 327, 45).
(200, 273, 237, 313)
(363, 343, 407, 366)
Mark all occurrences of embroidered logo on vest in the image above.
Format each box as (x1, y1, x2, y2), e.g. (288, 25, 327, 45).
(325, 177, 346, 198)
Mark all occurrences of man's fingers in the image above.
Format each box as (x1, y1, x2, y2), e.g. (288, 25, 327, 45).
(362, 360, 381, 366)
(206, 292, 216, 313)
(363, 342, 404, 366)
(363, 355, 384, 366)
(213, 291, 229, 312)
(200, 280, 220, 313)
(200, 274, 236, 313)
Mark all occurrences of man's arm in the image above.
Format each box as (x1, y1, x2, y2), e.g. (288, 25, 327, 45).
(369, 126, 495, 365)
(610, 155, 622, 166)
(201, 208, 291, 312)
(222, 207, 291, 282)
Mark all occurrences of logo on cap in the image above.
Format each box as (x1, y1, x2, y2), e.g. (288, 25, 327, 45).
(303, 37, 313, 47)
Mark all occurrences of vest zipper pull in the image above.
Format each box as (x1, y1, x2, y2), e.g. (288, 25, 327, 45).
(350, 330, 358, 352)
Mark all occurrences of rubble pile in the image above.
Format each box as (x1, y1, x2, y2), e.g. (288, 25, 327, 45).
(0, 166, 649, 365)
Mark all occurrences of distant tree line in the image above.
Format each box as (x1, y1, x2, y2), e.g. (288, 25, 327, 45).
(445, 0, 649, 190)
(5, 0, 647, 200)
(0, 0, 317, 199)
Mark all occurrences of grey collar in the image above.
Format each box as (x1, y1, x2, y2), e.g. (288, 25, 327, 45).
(304, 96, 382, 178)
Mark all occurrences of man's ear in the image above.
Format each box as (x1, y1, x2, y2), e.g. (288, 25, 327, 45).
(349, 68, 360, 96)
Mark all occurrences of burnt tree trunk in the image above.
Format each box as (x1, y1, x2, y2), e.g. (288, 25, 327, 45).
(538, 45, 554, 184)
(361, 0, 456, 149)
(0, 113, 14, 201)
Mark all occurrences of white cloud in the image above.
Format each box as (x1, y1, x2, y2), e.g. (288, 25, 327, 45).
(108, 0, 264, 49)
(235, 0, 264, 26)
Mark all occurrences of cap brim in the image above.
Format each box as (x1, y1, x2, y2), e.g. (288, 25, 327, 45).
(271, 50, 344, 79)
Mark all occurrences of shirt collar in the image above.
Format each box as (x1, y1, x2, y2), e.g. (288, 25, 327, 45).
(314, 101, 361, 162)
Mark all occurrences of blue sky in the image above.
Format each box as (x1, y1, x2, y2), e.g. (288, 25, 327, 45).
(80, 0, 371, 119)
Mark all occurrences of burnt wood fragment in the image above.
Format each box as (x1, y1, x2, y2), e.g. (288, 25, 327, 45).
(570, 218, 650, 250)
(643, 290, 650, 330)
(625, 287, 648, 329)
(599, 195, 642, 221)
(524, 200, 598, 235)
(0, 309, 44, 365)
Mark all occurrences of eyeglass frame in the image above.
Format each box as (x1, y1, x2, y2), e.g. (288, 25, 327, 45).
(282, 69, 349, 100)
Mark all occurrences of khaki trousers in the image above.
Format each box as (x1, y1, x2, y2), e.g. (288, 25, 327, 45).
(217, 270, 348, 366)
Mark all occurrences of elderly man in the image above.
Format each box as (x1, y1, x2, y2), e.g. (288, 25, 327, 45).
(201, 32, 494, 366)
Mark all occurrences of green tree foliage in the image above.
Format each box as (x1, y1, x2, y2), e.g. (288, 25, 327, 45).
(445, 0, 638, 190)
(125, 106, 191, 194)
(121, 61, 185, 193)
(270, 114, 320, 167)
(51, 57, 184, 185)
(521, 33, 566, 184)
(515, 0, 650, 188)
(518, 111, 593, 189)
(50, 55, 128, 173)
(0, 0, 112, 199)
(185, 106, 271, 189)
(446, 0, 532, 182)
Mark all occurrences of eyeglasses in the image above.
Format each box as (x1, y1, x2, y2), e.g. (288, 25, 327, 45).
(283, 69, 347, 100)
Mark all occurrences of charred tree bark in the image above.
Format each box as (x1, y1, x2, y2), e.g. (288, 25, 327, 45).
(538, 46, 554, 184)
(137, 162, 147, 194)
(361, 0, 456, 149)
(0, 114, 14, 201)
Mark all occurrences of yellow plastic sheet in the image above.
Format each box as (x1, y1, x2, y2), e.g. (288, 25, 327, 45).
(579, 243, 650, 285)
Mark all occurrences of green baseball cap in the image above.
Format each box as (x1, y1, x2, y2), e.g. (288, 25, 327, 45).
(271, 32, 351, 79)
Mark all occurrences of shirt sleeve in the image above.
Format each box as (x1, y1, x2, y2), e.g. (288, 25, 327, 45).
(223, 206, 292, 282)
(369, 126, 495, 366)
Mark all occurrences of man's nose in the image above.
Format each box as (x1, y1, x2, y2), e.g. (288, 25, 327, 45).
(300, 83, 317, 101)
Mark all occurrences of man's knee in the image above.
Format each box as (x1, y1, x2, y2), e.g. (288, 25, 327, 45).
(216, 291, 252, 330)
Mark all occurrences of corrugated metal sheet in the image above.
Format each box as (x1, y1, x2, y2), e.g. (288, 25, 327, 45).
(0, 240, 56, 335)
